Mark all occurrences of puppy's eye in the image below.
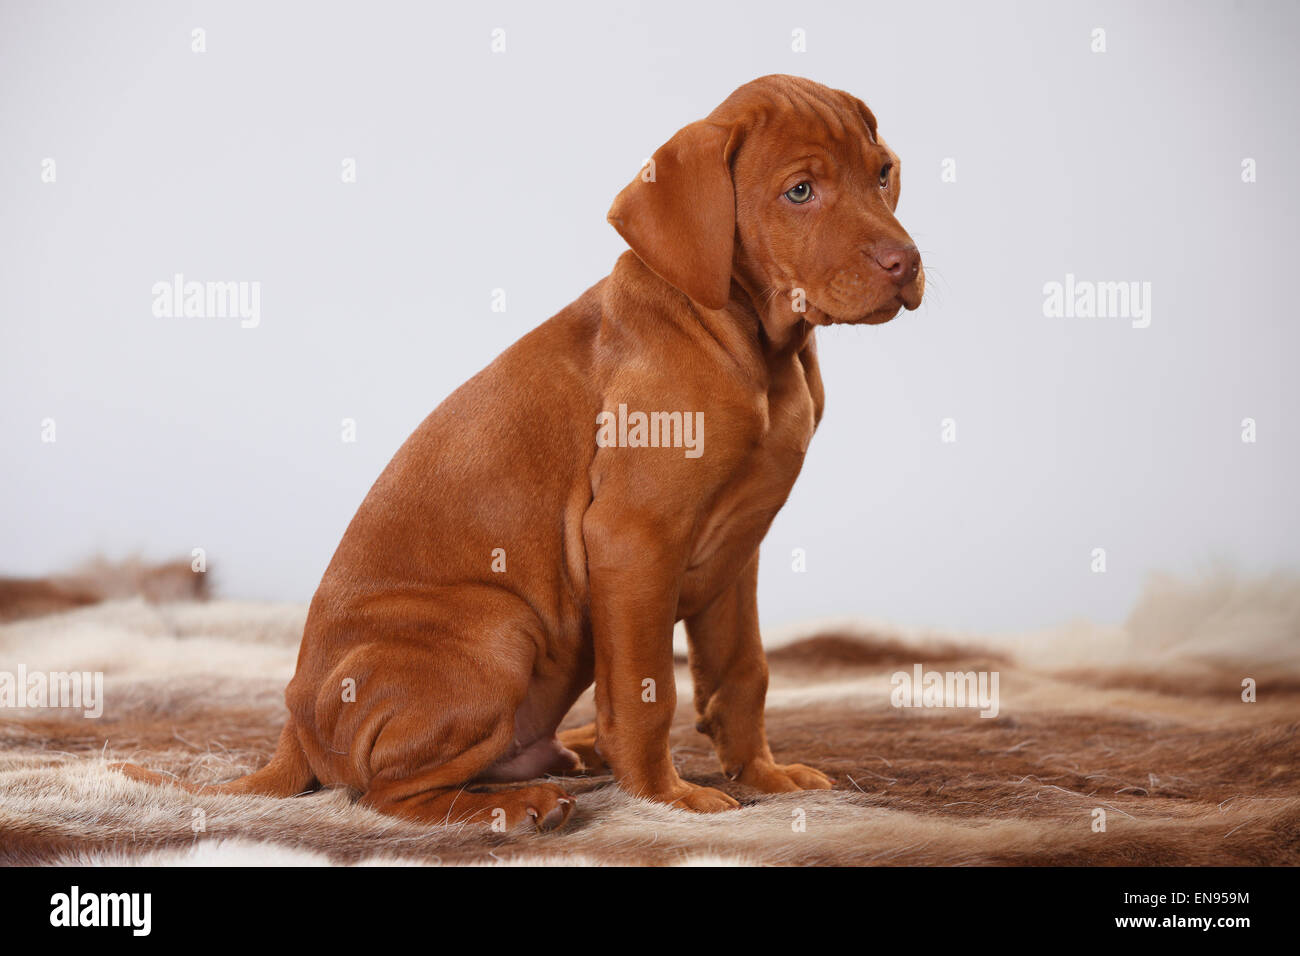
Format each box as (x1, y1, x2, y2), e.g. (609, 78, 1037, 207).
(784, 181, 814, 204)
(878, 163, 893, 188)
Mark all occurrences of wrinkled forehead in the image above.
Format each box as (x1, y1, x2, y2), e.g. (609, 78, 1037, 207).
(715, 80, 885, 175)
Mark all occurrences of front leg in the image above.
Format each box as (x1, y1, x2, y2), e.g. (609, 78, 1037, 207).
(583, 505, 739, 813)
(685, 551, 833, 793)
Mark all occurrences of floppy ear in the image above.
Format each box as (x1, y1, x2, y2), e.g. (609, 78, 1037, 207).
(607, 121, 737, 311)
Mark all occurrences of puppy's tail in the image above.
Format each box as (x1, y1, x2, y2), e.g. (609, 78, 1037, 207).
(111, 722, 318, 798)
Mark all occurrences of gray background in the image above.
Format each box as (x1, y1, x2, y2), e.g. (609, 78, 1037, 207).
(2, 0, 1297, 634)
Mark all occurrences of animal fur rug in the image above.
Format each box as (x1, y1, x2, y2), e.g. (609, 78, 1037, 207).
(1, 572, 1297, 866)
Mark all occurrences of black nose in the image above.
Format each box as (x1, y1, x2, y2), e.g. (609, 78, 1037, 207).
(873, 243, 921, 285)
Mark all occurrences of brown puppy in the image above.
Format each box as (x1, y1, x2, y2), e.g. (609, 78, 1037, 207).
(115, 75, 924, 829)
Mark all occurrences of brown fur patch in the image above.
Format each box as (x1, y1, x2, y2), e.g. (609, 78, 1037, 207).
(1, 575, 1297, 866)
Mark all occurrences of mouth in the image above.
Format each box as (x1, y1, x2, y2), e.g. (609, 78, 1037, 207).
(810, 295, 905, 326)
(806, 258, 926, 326)
(854, 299, 906, 325)
(811, 275, 924, 326)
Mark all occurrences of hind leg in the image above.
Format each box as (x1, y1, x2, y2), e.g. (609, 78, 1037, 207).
(362, 776, 574, 830)
(304, 629, 578, 830)
(557, 721, 608, 773)
(357, 705, 575, 829)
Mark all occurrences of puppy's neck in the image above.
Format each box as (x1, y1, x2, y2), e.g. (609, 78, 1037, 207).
(727, 275, 817, 357)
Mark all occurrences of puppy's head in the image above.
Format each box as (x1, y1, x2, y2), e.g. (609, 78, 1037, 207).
(608, 74, 924, 327)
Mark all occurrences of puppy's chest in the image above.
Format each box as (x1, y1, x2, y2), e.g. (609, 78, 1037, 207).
(741, 376, 818, 481)
(684, 365, 818, 586)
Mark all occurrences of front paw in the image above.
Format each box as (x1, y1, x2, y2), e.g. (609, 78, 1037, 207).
(736, 760, 833, 793)
(634, 779, 741, 813)
(669, 781, 741, 812)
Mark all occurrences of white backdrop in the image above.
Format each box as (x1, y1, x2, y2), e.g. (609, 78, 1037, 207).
(2, 0, 1297, 634)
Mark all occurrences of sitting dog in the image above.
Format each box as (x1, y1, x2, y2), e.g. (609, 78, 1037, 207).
(116, 74, 924, 829)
